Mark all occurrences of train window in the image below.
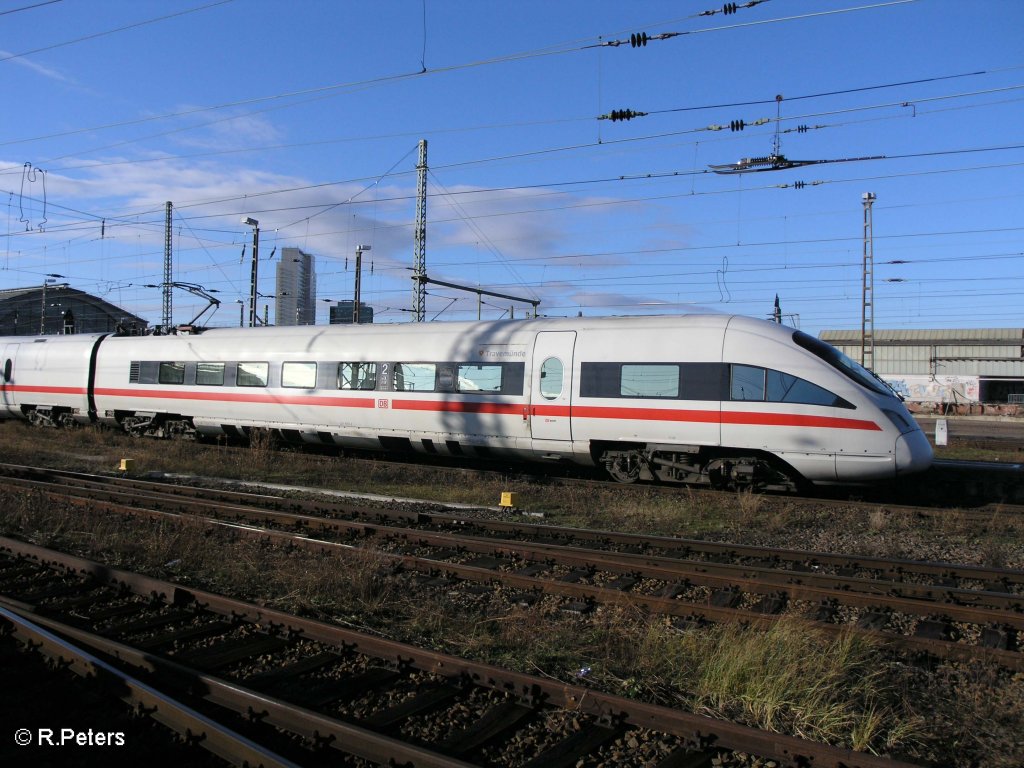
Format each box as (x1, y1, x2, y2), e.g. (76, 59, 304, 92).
(338, 362, 377, 390)
(765, 369, 848, 407)
(3, 359, 11, 383)
(579, 363, 618, 398)
(282, 362, 317, 389)
(731, 365, 766, 401)
(196, 362, 224, 386)
(237, 362, 268, 387)
(394, 363, 436, 392)
(621, 364, 679, 398)
(158, 362, 185, 385)
(680, 363, 729, 400)
(792, 331, 891, 396)
(457, 364, 503, 393)
(540, 358, 563, 400)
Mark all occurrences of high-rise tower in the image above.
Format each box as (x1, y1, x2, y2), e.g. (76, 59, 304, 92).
(275, 247, 316, 325)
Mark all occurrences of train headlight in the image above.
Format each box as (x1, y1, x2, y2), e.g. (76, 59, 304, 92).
(883, 408, 915, 434)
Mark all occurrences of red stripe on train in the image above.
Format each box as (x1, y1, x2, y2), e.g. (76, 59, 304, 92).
(8, 386, 881, 431)
(570, 404, 881, 431)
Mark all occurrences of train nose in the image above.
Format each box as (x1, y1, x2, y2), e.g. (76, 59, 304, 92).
(895, 428, 933, 475)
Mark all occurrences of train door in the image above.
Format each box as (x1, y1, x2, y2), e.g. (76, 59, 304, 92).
(530, 331, 576, 443)
(1, 343, 17, 411)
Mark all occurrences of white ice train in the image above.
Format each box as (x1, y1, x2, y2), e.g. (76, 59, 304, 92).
(0, 314, 932, 490)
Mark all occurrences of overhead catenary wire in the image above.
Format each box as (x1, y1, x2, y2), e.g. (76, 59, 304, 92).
(0, 0, 63, 18)
(3, 2, 1019, 332)
(6, 150, 1023, 263)
(0, 0, 942, 172)
(0, 0, 234, 63)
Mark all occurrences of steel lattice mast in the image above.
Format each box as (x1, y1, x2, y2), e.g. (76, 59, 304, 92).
(163, 201, 173, 328)
(412, 139, 428, 321)
(861, 192, 876, 367)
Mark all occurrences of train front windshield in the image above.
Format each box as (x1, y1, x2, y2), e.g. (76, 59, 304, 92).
(792, 331, 893, 397)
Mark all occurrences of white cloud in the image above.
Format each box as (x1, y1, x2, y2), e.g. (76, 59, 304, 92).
(0, 49, 73, 83)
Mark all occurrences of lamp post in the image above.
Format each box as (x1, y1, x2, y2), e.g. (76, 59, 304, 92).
(354, 244, 370, 324)
(242, 217, 260, 327)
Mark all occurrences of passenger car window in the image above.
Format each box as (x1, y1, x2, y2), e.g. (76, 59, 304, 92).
(338, 362, 377, 390)
(237, 362, 268, 387)
(158, 362, 185, 385)
(540, 358, 563, 400)
(731, 365, 765, 401)
(196, 362, 224, 386)
(457, 364, 503, 393)
(282, 362, 317, 388)
(394, 363, 436, 392)
(621, 364, 679, 398)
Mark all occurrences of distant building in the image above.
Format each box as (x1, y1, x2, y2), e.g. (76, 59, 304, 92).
(820, 328, 1024, 407)
(0, 285, 148, 336)
(328, 300, 373, 325)
(275, 247, 316, 325)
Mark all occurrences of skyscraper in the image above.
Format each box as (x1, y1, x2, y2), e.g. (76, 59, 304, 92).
(275, 247, 316, 325)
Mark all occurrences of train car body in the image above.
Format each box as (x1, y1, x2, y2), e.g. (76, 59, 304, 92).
(0, 314, 932, 488)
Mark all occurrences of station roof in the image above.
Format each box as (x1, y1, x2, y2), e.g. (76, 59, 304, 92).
(0, 284, 148, 335)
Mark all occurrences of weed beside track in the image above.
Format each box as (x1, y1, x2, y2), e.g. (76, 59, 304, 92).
(1, 421, 1022, 765)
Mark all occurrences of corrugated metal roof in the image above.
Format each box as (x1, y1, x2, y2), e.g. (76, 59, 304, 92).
(821, 328, 1024, 345)
(0, 287, 46, 300)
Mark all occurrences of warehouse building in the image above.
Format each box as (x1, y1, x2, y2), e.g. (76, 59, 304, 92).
(820, 328, 1024, 410)
(0, 285, 148, 336)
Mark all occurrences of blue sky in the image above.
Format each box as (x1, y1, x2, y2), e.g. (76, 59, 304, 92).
(2, 0, 1022, 335)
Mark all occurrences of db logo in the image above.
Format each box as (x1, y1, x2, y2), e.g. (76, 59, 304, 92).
(377, 399, 389, 409)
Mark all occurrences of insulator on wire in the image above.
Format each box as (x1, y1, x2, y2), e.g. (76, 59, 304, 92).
(723, 2, 739, 14)
(605, 108, 645, 122)
(630, 32, 648, 47)
(793, 181, 806, 190)
(797, 125, 809, 133)
(730, 119, 745, 132)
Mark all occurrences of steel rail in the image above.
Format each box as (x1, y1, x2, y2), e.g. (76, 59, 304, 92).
(4, 472, 1022, 624)
(5, 479, 1021, 669)
(0, 604, 303, 768)
(0, 603, 483, 768)
(3, 462, 1021, 590)
(0, 535, 923, 768)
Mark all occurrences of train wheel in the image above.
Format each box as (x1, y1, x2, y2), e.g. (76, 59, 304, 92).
(605, 451, 644, 483)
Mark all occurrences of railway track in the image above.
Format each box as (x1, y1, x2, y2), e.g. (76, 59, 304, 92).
(0, 537, 923, 768)
(1, 464, 1020, 671)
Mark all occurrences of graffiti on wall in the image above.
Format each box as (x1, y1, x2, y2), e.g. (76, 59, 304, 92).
(882, 375, 980, 403)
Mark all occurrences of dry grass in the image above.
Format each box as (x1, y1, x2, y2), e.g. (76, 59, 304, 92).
(1, 420, 1022, 763)
(636, 619, 926, 752)
(0, 480, 930, 757)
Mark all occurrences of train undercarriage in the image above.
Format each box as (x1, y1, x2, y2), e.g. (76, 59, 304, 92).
(115, 411, 198, 440)
(14, 405, 802, 493)
(596, 443, 801, 493)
